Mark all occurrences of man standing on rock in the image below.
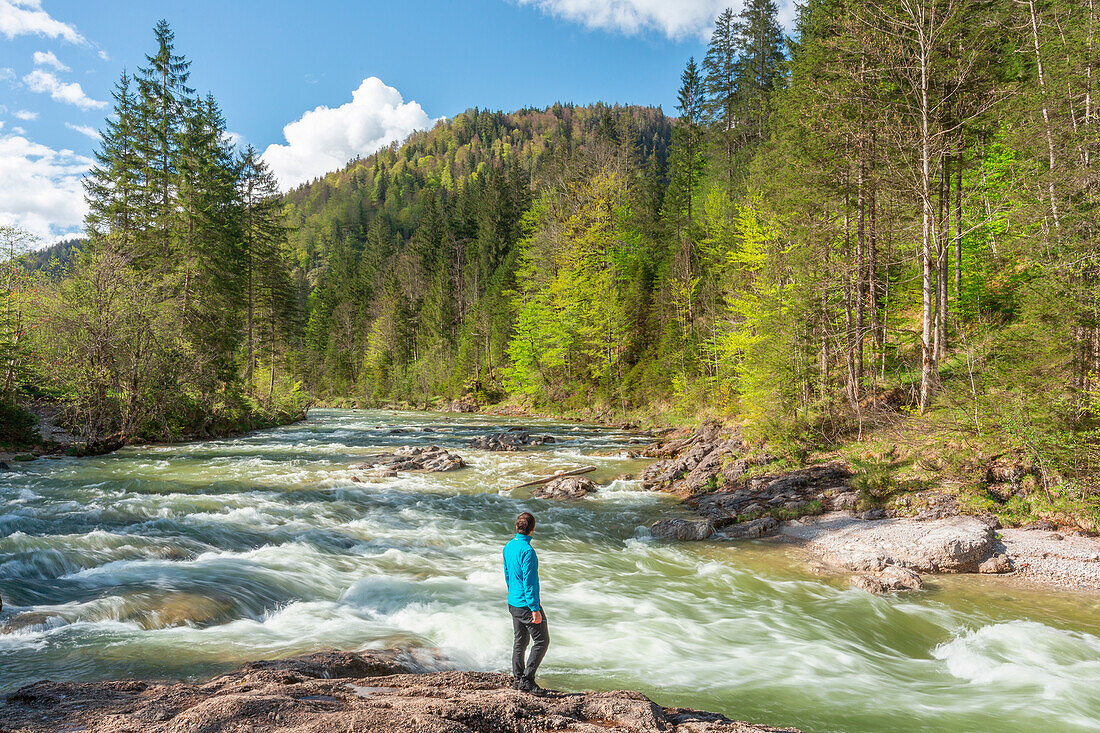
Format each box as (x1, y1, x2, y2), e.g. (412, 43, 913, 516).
(503, 511, 549, 695)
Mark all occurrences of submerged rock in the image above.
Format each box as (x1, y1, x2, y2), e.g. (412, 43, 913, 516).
(352, 445, 467, 474)
(530, 475, 597, 500)
(0, 649, 800, 733)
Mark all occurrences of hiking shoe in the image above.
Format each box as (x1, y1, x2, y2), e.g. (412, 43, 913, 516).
(519, 681, 548, 696)
(511, 677, 524, 690)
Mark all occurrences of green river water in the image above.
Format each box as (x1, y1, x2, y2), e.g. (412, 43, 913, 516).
(1, 409, 1098, 732)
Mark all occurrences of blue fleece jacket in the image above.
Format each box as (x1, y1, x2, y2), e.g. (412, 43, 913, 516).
(503, 533, 541, 611)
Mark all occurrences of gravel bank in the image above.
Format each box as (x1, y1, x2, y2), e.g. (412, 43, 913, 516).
(780, 513, 1100, 592)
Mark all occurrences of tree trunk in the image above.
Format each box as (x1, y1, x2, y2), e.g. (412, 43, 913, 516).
(919, 15, 937, 414)
(1088, 0, 1094, 169)
(1028, 0, 1062, 230)
(955, 148, 963, 305)
(856, 135, 866, 389)
(936, 157, 949, 361)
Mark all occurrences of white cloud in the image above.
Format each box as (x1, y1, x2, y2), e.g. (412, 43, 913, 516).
(262, 77, 437, 190)
(11, 125, 25, 135)
(33, 49, 68, 71)
(97, 49, 109, 61)
(23, 68, 105, 110)
(512, 0, 797, 38)
(0, 0, 84, 44)
(13, 109, 37, 120)
(65, 122, 100, 140)
(0, 67, 14, 82)
(0, 130, 91, 240)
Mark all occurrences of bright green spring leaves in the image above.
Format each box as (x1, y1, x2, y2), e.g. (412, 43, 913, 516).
(506, 172, 638, 404)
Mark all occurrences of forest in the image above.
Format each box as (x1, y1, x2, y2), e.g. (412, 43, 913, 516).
(1, 20, 304, 444)
(1, 1, 1097, 518)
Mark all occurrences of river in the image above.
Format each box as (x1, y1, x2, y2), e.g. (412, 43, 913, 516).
(1, 409, 1098, 732)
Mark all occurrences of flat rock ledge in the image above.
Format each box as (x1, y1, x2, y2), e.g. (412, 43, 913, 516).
(0, 650, 800, 733)
(779, 513, 1100, 594)
(787, 515, 999, 574)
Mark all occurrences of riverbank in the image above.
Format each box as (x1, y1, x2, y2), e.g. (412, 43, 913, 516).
(0, 400, 309, 464)
(0, 650, 799, 733)
(637, 421, 1100, 594)
(778, 513, 1100, 593)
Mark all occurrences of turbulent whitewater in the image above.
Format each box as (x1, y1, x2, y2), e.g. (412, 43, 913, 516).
(1, 409, 1098, 733)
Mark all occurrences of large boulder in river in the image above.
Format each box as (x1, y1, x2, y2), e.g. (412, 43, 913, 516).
(530, 476, 597, 500)
(651, 518, 715, 541)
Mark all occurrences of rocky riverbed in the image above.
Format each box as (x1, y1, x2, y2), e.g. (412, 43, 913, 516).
(0, 651, 798, 733)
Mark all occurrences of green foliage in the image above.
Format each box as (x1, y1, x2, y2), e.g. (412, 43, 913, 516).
(0, 401, 38, 445)
(24, 21, 301, 442)
(849, 456, 898, 508)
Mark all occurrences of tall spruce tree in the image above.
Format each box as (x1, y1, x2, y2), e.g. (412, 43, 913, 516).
(85, 71, 142, 252)
(703, 8, 742, 196)
(734, 0, 785, 149)
(135, 19, 194, 267)
(240, 145, 290, 388)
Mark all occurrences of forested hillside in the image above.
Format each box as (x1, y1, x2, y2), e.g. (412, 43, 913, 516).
(284, 104, 671, 404)
(284, 0, 1099, 520)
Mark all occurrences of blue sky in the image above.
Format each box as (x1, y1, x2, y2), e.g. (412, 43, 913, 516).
(0, 0, 796, 241)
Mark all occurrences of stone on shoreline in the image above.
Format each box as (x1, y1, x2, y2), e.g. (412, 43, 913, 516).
(0, 649, 801, 733)
(651, 518, 716, 541)
(790, 515, 997, 574)
(530, 475, 597, 500)
(720, 517, 780, 539)
(978, 553, 1014, 574)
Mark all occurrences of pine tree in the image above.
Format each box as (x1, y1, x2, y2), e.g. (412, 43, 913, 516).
(135, 19, 194, 267)
(85, 71, 142, 251)
(734, 0, 786, 149)
(667, 58, 706, 230)
(703, 9, 742, 196)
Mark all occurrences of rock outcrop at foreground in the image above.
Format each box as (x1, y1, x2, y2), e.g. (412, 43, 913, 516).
(0, 650, 800, 733)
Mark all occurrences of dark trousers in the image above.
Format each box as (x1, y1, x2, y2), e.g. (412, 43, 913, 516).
(509, 604, 549, 682)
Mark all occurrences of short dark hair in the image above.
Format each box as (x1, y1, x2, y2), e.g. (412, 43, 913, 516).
(516, 512, 535, 535)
